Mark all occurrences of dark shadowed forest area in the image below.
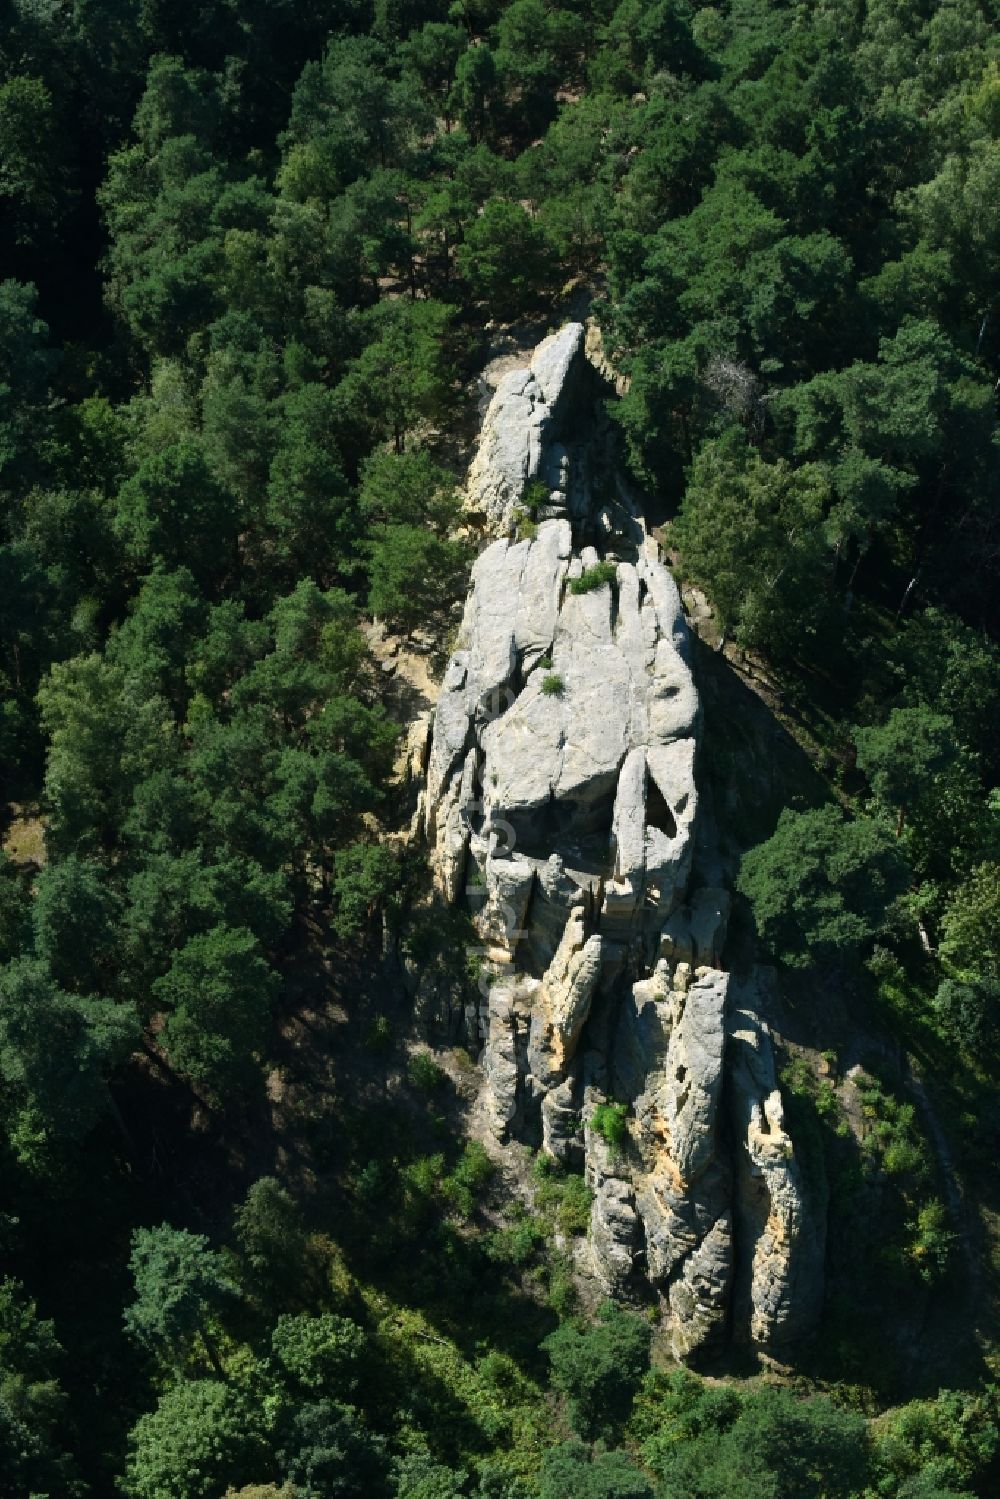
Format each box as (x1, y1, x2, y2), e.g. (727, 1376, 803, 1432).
(2, 0, 1000, 1495)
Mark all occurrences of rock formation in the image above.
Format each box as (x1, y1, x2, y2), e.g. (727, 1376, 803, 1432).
(415, 322, 824, 1358)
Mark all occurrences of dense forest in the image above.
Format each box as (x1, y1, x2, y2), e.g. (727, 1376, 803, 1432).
(2, 0, 1000, 1495)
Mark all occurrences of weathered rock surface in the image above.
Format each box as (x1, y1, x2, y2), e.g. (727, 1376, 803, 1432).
(416, 324, 822, 1359)
(467, 324, 586, 533)
(728, 994, 826, 1346)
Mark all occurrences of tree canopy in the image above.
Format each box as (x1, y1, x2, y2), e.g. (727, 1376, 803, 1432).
(0, 0, 998, 1494)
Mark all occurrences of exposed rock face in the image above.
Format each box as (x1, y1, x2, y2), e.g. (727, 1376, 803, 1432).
(467, 323, 587, 533)
(728, 989, 827, 1346)
(417, 325, 823, 1359)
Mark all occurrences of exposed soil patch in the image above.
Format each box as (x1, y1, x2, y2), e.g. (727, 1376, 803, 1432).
(3, 802, 46, 867)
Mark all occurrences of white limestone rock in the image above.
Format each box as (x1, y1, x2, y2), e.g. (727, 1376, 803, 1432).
(541, 1073, 583, 1165)
(480, 979, 524, 1139)
(467, 324, 585, 533)
(728, 1004, 825, 1346)
(590, 1176, 643, 1296)
(414, 322, 823, 1359)
(528, 907, 604, 1087)
(473, 850, 536, 952)
(667, 1210, 733, 1359)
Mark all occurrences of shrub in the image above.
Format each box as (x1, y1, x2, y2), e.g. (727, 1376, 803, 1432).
(408, 1051, 446, 1092)
(354, 1161, 385, 1205)
(541, 673, 565, 696)
(363, 1014, 392, 1053)
(270, 1312, 365, 1393)
(442, 1141, 494, 1216)
(856, 1077, 929, 1180)
(737, 805, 910, 971)
(539, 1440, 653, 1499)
(640, 1380, 869, 1497)
(570, 561, 618, 595)
(591, 1102, 629, 1153)
(521, 479, 549, 519)
(547, 1260, 578, 1320)
(366, 525, 471, 633)
(543, 1302, 652, 1440)
(906, 1199, 956, 1284)
(933, 975, 999, 1049)
(485, 1218, 545, 1266)
(531, 1154, 593, 1236)
(556, 1173, 593, 1236)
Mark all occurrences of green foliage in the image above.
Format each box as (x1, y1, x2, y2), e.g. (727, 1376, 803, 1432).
(531, 1155, 592, 1237)
(544, 1302, 651, 1440)
(635, 1375, 870, 1498)
(270, 1312, 366, 1393)
(0, 1279, 82, 1497)
(737, 806, 910, 970)
(339, 300, 460, 455)
(569, 561, 618, 595)
(31, 854, 120, 994)
(233, 1178, 309, 1310)
(540, 673, 564, 696)
(590, 1102, 628, 1153)
(153, 925, 278, 1097)
(1, 0, 1000, 1491)
(0, 77, 71, 250)
(539, 1440, 652, 1499)
(407, 1051, 447, 1093)
(939, 863, 1000, 984)
(906, 1201, 957, 1287)
(277, 1399, 388, 1497)
(870, 1386, 1000, 1496)
(671, 437, 831, 654)
(849, 1071, 955, 1287)
(0, 853, 31, 965)
(932, 973, 1000, 1051)
(331, 842, 402, 941)
(0, 957, 138, 1164)
(123, 1381, 267, 1499)
(485, 1217, 545, 1268)
(456, 200, 554, 321)
(364, 1014, 394, 1053)
(359, 449, 461, 533)
(113, 441, 238, 588)
(395, 1451, 465, 1497)
(124, 1224, 236, 1373)
(441, 1141, 494, 1217)
(853, 708, 961, 835)
(367, 524, 471, 633)
(520, 480, 549, 521)
(0, 280, 57, 489)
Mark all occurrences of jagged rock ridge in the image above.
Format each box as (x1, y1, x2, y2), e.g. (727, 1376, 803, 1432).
(415, 323, 824, 1358)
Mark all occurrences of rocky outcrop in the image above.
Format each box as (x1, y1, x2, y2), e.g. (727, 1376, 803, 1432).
(416, 325, 822, 1360)
(728, 990, 826, 1346)
(467, 323, 587, 533)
